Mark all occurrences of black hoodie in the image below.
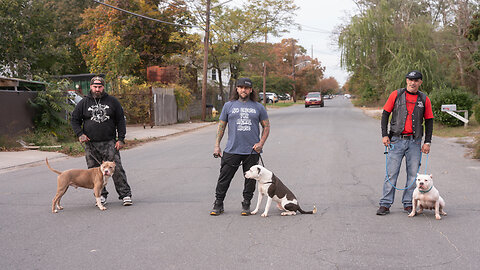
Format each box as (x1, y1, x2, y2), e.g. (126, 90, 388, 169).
(71, 91, 126, 142)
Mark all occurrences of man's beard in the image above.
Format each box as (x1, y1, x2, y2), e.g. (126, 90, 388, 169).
(239, 94, 249, 102)
(92, 92, 102, 98)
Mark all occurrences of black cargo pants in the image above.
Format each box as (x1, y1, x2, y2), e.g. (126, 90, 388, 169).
(85, 140, 132, 200)
(215, 152, 260, 202)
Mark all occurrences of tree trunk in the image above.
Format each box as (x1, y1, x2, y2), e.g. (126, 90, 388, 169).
(217, 68, 225, 105)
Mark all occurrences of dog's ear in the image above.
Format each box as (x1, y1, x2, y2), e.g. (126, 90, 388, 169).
(257, 166, 261, 175)
(429, 174, 433, 179)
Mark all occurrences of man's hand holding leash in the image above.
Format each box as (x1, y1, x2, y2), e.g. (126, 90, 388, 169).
(79, 134, 90, 143)
(252, 143, 263, 153)
(421, 143, 430, 154)
(115, 141, 125, 151)
(213, 146, 222, 158)
(382, 136, 390, 147)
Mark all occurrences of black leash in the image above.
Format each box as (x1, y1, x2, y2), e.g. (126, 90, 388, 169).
(79, 141, 102, 165)
(214, 149, 265, 168)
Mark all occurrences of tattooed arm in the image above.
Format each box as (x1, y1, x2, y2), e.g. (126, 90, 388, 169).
(214, 120, 227, 157)
(253, 119, 270, 153)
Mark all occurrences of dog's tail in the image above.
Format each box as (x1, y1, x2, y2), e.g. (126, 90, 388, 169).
(45, 158, 62, 175)
(298, 205, 317, 214)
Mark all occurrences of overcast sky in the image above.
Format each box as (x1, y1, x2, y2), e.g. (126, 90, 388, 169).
(276, 0, 358, 86)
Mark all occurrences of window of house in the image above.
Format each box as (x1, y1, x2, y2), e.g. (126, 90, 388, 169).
(211, 69, 217, 81)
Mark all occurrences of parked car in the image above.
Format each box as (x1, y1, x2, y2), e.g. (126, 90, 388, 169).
(67, 90, 83, 106)
(278, 93, 291, 100)
(259, 92, 279, 103)
(305, 92, 324, 108)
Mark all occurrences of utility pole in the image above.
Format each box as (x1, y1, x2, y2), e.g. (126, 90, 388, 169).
(201, 0, 211, 121)
(262, 22, 267, 106)
(291, 39, 297, 103)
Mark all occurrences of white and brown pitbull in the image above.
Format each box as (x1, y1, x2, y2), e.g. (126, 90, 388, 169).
(46, 158, 115, 213)
(408, 173, 447, 220)
(245, 165, 317, 217)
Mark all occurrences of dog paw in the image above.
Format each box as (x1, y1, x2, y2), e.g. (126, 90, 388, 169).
(408, 212, 415, 217)
(99, 206, 107, 211)
(442, 211, 447, 216)
(250, 211, 257, 215)
(436, 215, 442, 220)
(261, 213, 268, 217)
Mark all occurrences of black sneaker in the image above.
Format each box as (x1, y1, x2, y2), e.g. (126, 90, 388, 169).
(376, 206, 390, 215)
(210, 200, 224, 216)
(404, 206, 412, 213)
(241, 200, 251, 216)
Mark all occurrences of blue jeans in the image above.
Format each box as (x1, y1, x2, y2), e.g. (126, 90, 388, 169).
(379, 136, 422, 208)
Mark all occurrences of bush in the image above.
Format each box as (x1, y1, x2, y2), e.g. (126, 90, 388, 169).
(429, 87, 477, 127)
(474, 103, 480, 123)
(116, 81, 193, 124)
(116, 83, 151, 124)
(28, 79, 74, 131)
(172, 83, 193, 110)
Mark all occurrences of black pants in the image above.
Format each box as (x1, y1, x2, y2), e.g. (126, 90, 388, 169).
(215, 152, 260, 202)
(85, 140, 132, 200)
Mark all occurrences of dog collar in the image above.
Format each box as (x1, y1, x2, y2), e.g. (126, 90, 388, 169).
(419, 186, 433, 193)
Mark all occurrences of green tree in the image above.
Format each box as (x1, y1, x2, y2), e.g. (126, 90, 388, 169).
(466, 11, 480, 95)
(338, 0, 442, 104)
(0, 0, 90, 78)
(208, 0, 298, 94)
(77, 0, 196, 81)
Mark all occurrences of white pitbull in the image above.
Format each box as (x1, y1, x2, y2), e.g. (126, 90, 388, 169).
(408, 173, 447, 220)
(245, 165, 317, 217)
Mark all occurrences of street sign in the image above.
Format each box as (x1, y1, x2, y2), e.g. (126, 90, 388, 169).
(441, 104, 457, 111)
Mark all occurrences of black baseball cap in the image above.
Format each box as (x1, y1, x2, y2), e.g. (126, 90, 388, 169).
(405, 70, 422, 80)
(90, 76, 105, 86)
(236, 78, 253, 88)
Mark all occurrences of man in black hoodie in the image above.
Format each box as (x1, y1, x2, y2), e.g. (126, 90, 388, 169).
(71, 76, 132, 206)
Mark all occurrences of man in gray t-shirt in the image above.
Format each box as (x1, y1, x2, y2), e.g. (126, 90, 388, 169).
(210, 78, 270, 216)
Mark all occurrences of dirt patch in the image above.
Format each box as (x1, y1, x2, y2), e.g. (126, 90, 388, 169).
(361, 107, 383, 118)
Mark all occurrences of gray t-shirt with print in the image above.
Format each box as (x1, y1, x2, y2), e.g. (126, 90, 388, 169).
(219, 100, 268, 155)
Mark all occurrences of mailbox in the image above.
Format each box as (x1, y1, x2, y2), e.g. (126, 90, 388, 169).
(441, 104, 457, 112)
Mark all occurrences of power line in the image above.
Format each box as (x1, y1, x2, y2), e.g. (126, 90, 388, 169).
(93, 0, 200, 28)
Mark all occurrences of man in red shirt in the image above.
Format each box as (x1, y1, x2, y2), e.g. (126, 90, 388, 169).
(376, 70, 433, 216)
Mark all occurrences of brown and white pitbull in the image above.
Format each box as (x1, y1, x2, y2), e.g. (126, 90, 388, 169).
(408, 173, 447, 220)
(46, 158, 115, 213)
(245, 165, 317, 217)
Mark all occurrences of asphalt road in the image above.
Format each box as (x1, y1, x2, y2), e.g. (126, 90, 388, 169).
(1, 97, 479, 269)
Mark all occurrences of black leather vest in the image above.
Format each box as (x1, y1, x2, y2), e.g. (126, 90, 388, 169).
(389, 88, 426, 140)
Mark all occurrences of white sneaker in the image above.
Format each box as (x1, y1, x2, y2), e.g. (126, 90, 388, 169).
(123, 196, 132, 206)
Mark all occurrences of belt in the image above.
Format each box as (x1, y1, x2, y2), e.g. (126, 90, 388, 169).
(397, 134, 414, 139)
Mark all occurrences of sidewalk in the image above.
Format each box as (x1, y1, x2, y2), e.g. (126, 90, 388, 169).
(0, 121, 215, 172)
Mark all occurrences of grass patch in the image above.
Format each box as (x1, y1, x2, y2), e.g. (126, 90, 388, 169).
(433, 118, 479, 138)
(266, 101, 298, 107)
